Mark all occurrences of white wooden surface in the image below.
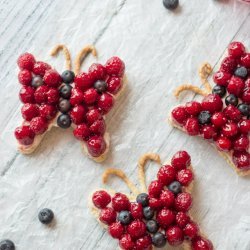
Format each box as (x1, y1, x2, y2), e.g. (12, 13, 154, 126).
(0, 0, 250, 249)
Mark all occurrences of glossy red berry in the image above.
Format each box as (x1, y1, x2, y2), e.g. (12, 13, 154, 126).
(108, 221, 124, 239)
(238, 120, 250, 134)
(135, 235, 152, 250)
(92, 190, 111, 209)
(242, 89, 250, 104)
(211, 112, 227, 128)
(185, 117, 200, 136)
(21, 103, 39, 121)
(216, 137, 232, 151)
(107, 76, 122, 94)
(99, 207, 116, 225)
(171, 106, 188, 125)
(201, 94, 223, 114)
(74, 72, 93, 91)
(166, 226, 184, 246)
(201, 125, 217, 140)
(171, 151, 191, 170)
(43, 69, 61, 88)
(213, 71, 231, 87)
(70, 105, 86, 125)
(111, 193, 130, 212)
(70, 88, 84, 106)
(47, 88, 59, 105)
(160, 190, 175, 208)
(34, 85, 49, 104)
(89, 119, 106, 136)
(185, 101, 201, 116)
(221, 122, 238, 137)
(39, 104, 57, 120)
(192, 236, 213, 250)
(183, 222, 199, 239)
(220, 56, 237, 73)
(228, 41, 245, 58)
(119, 234, 135, 250)
(33, 61, 51, 76)
(30, 117, 48, 134)
(156, 208, 175, 228)
(88, 63, 106, 81)
(105, 56, 125, 77)
(157, 165, 176, 185)
(241, 53, 250, 68)
(97, 93, 114, 114)
(176, 212, 190, 228)
(127, 220, 146, 239)
(224, 105, 242, 122)
(130, 202, 143, 220)
(227, 76, 245, 97)
(148, 198, 163, 211)
(17, 53, 35, 70)
(83, 88, 98, 105)
(175, 192, 192, 212)
(73, 124, 90, 141)
(148, 180, 163, 198)
(176, 169, 193, 186)
(19, 86, 35, 103)
(86, 108, 102, 125)
(14, 125, 35, 145)
(87, 135, 106, 157)
(233, 151, 250, 170)
(18, 69, 32, 85)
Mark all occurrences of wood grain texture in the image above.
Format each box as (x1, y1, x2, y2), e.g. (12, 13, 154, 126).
(0, 0, 250, 249)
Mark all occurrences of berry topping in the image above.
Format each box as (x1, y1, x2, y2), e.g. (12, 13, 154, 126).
(14, 125, 35, 145)
(157, 165, 176, 185)
(31, 76, 44, 88)
(107, 77, 122, 94)
(47, 88, 59, 105)
(34, 85, 49, 104)
(201, 94, 223, 114)
(211, 112, 227, 128)
(201, 125, 217, 140)
(163, 0, 179, 10)
(166, 226, 184, 246)
(183, 221, 199, 239)
(171, 150, 191, 170)
(175, 192, 192, 212)
(216, 137, 232, 151)
(33, 61, 51, 76)
(136, 193, 149, 207)
(61, 70, 75, 84)
(213, 71, 231, 86)
(220, 56, 237, 73)
(57, 114, 72, 129)
(74, 72, 93, 91)
(117, 210, 132, 225)
(234, 66, 248, 79)
(112, 193, 130, 212)
(97, 93, 114, 114)
(59, 84, 72, 99)
(152, 232, 166, 248)
(241, 53, 250, 68)
(227, 76, 245, 97)
(224, 105, 242, 122)
(192, 236, 213, 250)
(146, 219, 159, 234)
(43, 69, 61, 88)
(228, 41, 245, 59)
(94, 80, 107, 93)
(135, 235, 152, 250)
(0, 240, 15, 250)
(58, 99, 71, 113)
(21, 103, 39, 121)
(233, 151, 250, 170)
(143, 206, 155, 220)
(176, 211, 190, 228)
(238, 103, 250, 116)
(100, 207, 116, 225)
(105, 57, 125, 77)
(119, 234, 135, 250)
(168, 181, 182, 195)
(86, 108, 102, 125)
(185, 101, 201, 116)
(171, 106, 188, 125)
(198, 111, 211, 125)
(38, 208, 54, 224)
(148, 198, 163, 211)
(238, 119, 250, 134)
(92, 190, 111, 209)
(109, 222, 124, 239)
(212, 85, 226, 98)
(233, 135, 249, 151)
(73, 124, 90, 141)
(70, 88, 84, 106)
(18, 69, 32, 85)
(17, 53, 35, 70)
(176, 169, 193, 186)
(222, 122, 238, 137)
(160, 190, 175, 208)
(30, 117, 48, 134)
(130, 202, 143, 220)
(88, 63, 106, 81)
(19, 86, 35, 103)
(83, 88, 98, 104)
(148, 180, 163, 198)
(185, 117, 200, 136)
(157, 208, 175, 228)
(87, 135, 106, 157)
(127, 220, 146, 239)
(70, 105, 86, 125)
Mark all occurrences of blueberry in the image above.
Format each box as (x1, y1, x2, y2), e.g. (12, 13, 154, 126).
(238, 103, 250, 116)
(31, 76, 43, 88)
(225, 94, 238, 106)
(57, 114, 72, 128)
(212, 85, 226, 98)
(234, 66, 248, 79)
(198, 111, 211, 125)
(94, 80, 107, 93)
(59, 84, 72, 99)
(168, 181, 182, 195)
(61, 70, 75, 84)
(136, 193, 149, 207)
(152, 232, 166, 248)
(163, 0, 179, 10)
(0, 240, 15, 250)
(143, 206, 154, 220)
(117, 211, 132, 225)
(146, 220, 159, 233)
(38, 208, 54, 224)
(58, 99, 71, 113)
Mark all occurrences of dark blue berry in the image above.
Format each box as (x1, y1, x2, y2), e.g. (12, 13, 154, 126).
(143, 206, 154, 220)
(146, 220, 159, 233)
(152, 232, 166, 248)
(94, 80, 107, 93)
(163, 0, 179, 10)
(212, 85, 226, 98)
(198, 111, 211, 125)
(38, 208, 54, 224)
(0, 240, 15, 250)
(238, 103, 250, 116)
(58, 99, 71, 113)
(225, 94, 238, 106)
(168, 181, 182, 195)
(61, 70, 75, 84)
(57, 114, 71, 128)
(136, 193, 149, 207)
(31, 76, 43, 88)
(117, 210, 132, 225)
(59, 84, 72, 99)
(234, 67, 248, 79)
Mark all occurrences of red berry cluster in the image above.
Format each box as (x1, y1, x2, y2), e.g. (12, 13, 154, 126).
(92, 151, 213, 250)
(171, 42, 250, 171)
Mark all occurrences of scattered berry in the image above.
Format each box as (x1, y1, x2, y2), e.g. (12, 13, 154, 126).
(0, 240, 15, 250)
(38, 208, 54, 224)
(163, 0, 179, 10)
(92, 190, 111, 209)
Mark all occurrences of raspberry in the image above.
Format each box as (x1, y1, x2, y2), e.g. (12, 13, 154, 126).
(227, 76, 245, 97)
(171, 106, 188, 125)
(130, 202, 143, 220)
(87, 135, 106, 157)
(171, 151, 191, 170)
(47, 88, 59, 105)
(92, 190, 111, 209)
(165, 226, 184, 246)
(201, 94, 223, 114)
(156, 208, 175, 228)
(183, 222, 199, 239)
(99, 207, 116, 225)
(148, 180, 163, 198)
(185, 101, 201, 116)
(242, 89, 250, 104)
(211, 112, 227, 128)
(192, 236, 213, 250)
(238, 119, 250, 134)
(43, 69, 61, 88)
(127, 220, 146, 239)
(14, 125, 35, 145)
(228, 41, 245, 58)
(233, 151, 250, 170)
(74, 72, 93, 91)
(224, 105, 242, 122)
(17, 53, 35, 70)
(21, 103, 39, 121)
(86, 108, 102, 125)
(83, 88, 98, 104)
(185, 117, 200, 136)
(34, 85, 49, 104)
(111, 193, 130, 212)
(18, 69, 32, 85)
(30, 117, 48, 134)
(201, 125, 217, 140)
(97, 93, 114, 114)
(108, 221, 124, 239)
(175, 192, 192, 212)
(213, 71, 231, 87)
(107, 76, 122, 94)
(73, 124, 90, 141)
(89, 119, 106, 136)
(216, 136, 232, 151)
(220, 56, 237, 73)
(19, 86, 35, 103)
(176, 169, 193, 186)
(157, 165, 176, 185)
(148, 198, 163, 211)
(160, 190, 175, 208)
(70, 105, 86, 125)
(70, 88, 84, 106)
(119, 234, 135, 250)
(39, 104, 57, 120)
(222, 122, 238, 137)
(241, 53, 250, 68)
(105, 57, 125, 77)
(33, 61, 51, 76)
(88, 63, 106, 81)
(176, 212, 190, 228)
(135, 235, 152, 250)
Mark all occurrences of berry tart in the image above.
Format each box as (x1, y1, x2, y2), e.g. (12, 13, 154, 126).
(170, 42, 250, 175)
(90, 151, 213, 250)
(14, 44, 126, 162)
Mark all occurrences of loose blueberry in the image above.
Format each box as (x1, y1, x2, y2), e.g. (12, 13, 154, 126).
(152, 232, 166, 248)
(38, 208, 54, 224)
(136, 193, 149, 207)
(31, 76, 44, 88)
(117, 210, 132, 225)
(57, 114, 71, 128)
(168, 181, 182, 195)
(198, 111, 211, 125)
(61, 70, 75, 84)
(94, 80, 107, 93)
(59, 84, 72, 99)
(143, 206, 154, 220)
(234, 66, 248, 79)
(0, 240, 15, 250)
(212, 85, 226, 98)
(58, 99, 71, 113)
(225, 94, 238, 106)
(146, 220, 159, 233)
(163, 0, 179, 10)
(238, 103, 250, 116)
